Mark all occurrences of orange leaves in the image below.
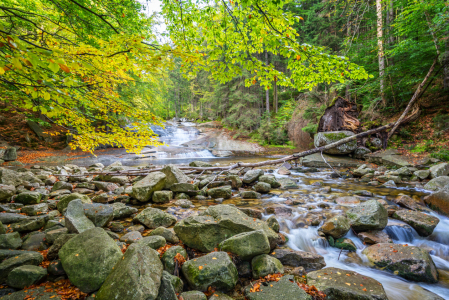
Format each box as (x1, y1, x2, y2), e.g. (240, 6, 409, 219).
(59, 64, 70, 73)
(297, 282, 326, 300)
(296, 55, 301, 61)
(174, 253, 186, 266)
(198, 266, 203, 270)
(157, 244, 174, 257)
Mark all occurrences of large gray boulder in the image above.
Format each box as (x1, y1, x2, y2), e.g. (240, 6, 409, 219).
(424, 176, 449, 191)
(429, 162, 449, 179)
(242, 169, 264, 184)
(59, 227, 123, 293)
(133, 207, 177, 229)
(182, 252, 238, 292)
(96, 243, 163, 300)
(347, 200, 388, 231)
(207, 186, 232, 199)
(112, 202, 138, 219)
(0, 184, 15, 202)
(392, 210, 439, 237)
(174, 205, 278, 252)
(219, 230, 270, 260)
(83, 203, 114, 227)
(424, 187, 449, 216)
(65, 199, 95, 234)
(319, 215, 350, 239)
(161, 164, 190, 189)
(245, 275, 312, 300)
(307, 267, 388, 300)
(314, 131, 357, 155)
(3, 147, 17, 161)
(57, 193, 92, 213)
(363, 243, 438, 283)
(15, 192, 42, 205)
(132, 172, 166, 202)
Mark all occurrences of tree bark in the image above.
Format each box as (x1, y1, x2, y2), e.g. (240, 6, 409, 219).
(265, 50, 270, 113)
(376, 0, 386, 105)
(274, 77, 278, 113)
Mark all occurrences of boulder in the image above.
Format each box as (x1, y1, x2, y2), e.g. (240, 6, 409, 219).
(254, 182, 271, 193)
(133, 207, 177, 229)
(258, 175, 281, 188)
(358, 230, 392, 244)
(424, 187, 449, 216)
(392, 210, 439, 237)
(266, 216, 279, 232)
(207, 186, 232, 199)
(59, 227, 123, 293)
(307, 267, 388, 300)
(414, 170, 430, 180)
(363, 243, 438, 282)
(112, 202, 138, 219)
(57, 193, 92, 213)
(0, 213, 28, 224)
(270, 249, 326, 271)
(120, 231, 142, 244)
(225, 175, 242, 189)
(152, 191, 173, 203)
(182, 252, 238, 292)
(132, 172, 166, 202)
(83, 203, 113, 227)
(319, 215, 350, 239)
(180, 291, 207, 300)
(15, 192, 42, 205)
(242, 169, 264, 184)
(21, 232, 46, 251)
(149, 227, 179, 244)
(277, 178, 299, 189)
(347, 200, 388, 231)
(245, 275, 312, 300)
(3, 148, 17, 161)
(240, 190, 261, 199)
(96, 243, 163, 300)
(170, 183, 199, 196)
(0, 232, 22, 249)
(251, 254, 284, 278)
(21, 203, 48, 216)
(156, 271, 183, 300)
(47, 234, 75, 261)
(44, 227, 68, 245)
(174, 205, 278, 252)
(429, 162, 449, 179)
(328, 237, 356, 251)
(65, 199, 95, 234)
(93, 181, 119, 192)
(423, 176, 449, 191)
(353, 147, 371, 159)
(136, 236, 166, 250)
(51, 181, 73, 192)
(6, 265, 47, 289)
(161, 245, 187, 274)
(0, 184, 15, 202)
(219, 230, 270, 260)
(189, 161, 212, 167)
(11, 216, 46, 233)
(277, 166, 291, 175)
(314, 131, 357, 155)
(161, 164, 191, 189)
(0, 251, 43, 283)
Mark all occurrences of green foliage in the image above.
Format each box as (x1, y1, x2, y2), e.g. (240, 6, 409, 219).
(430, 149, 449, 162)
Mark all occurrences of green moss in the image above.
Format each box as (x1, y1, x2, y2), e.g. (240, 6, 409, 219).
(323, 132, 349, 140)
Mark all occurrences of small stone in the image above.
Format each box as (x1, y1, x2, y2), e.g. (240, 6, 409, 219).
(149, 227, 179, 243)
(119, 231, 142, 244)
(133, 207, 177, 229)
(137, 236, 166, 250)
(254, 182, 271, 193)
(251, 254, 284, 278)
(152, 191, 173, 203)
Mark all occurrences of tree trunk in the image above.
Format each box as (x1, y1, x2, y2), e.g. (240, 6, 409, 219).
(175, 87, 179, 119)
(376, 0, 386, 105)
(265, 50, 270, 113)
(274, 77, 278, 113)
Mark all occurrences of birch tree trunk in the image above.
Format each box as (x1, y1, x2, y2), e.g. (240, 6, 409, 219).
(376, 0, 386, 105)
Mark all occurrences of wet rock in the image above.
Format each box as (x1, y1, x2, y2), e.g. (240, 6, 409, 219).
(152, 190, 173, 203)
(207, 186, 232, 199)
(391, 195, 423, 211)
(65, 199, 95, 234)
(328, 237, 356, 251)
(15, 191, 42, 205)
(149, 227, 179, 243)
(0, 251, 43, 283)
(319, 215, 350, 239)
(240, 190, 261, 199)
(112, 202, 138, 219)
(57, 193, 92, 213)
(59, 227, 123, 293)
(179, 291, 207, 300)
(353, 190, 373, 197)
(414, 170, 430, 180)
(424, 187, 449, 216)
(363, 243, 438, 283)
(6, 265, 47, 289)
(0, 184, 15, 202)
(358, 230, 392, 244)
(314, 131, 357, 155)
(266, 216, 280, 233)
(219, 230, 270, 260)
(254, 182, 271, 193)
(96, 243, 163, 300)
(277, 178, 299, 189)
(136, 236, 166, 250)
(132, 172, 166, 202)
(0, 221, 5, 234)
(21, 203, 48, 216)
(189, 161, 212, 167)
(133, 207, 177, 229)
(239, 208, 263, 219)
(0, 232, 22, 249)
(45, 227, 68, 245)
(429, 163, 449, 179)
(225, 175, 242, 189)
(347, 200, 388, 231)
(208, 180, 232, 189)
(182, 252, 238, 291)
(392, 210, 439, 237)
(243, 169, 264, 184)
(82, 203, 113, 227)
(307, 267, 388, 300)
(174, 204, 278, 252)
(245, 274, 312, 300)
(265, 205, 292, 216)
(252, 254, 283, 278)
(11, 216, 46, 233)
(161, 245, 187, 274)
(270, 249, 325, 271)
(424, 176, 449, 191)
(258, 175, 280, 188)
(156, 271, 183, 300)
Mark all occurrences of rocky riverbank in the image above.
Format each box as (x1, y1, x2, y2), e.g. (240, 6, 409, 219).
(1, 157, 449, 299)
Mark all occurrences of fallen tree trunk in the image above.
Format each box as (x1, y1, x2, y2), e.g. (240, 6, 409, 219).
(58, 122, 397, 177)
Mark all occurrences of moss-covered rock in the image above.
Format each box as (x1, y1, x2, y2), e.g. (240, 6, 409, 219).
(59, 227, 123, 293)
(319, 215, 350, 239)
(242, 169, 264, 184)
(182, 252, 238, 292)
(423, 176, 449, 191)
(149, 227, 179, 243)
(219, 230, 270, 260)
(57, 193, 92, 213)
(132, 172, 166, 202)
(152, 191, 173, 203)
(207, 186, 232, 199)
(136, 236, 166, 250)
(225, 175, 242, 189)
(347, 200, 388, 231)
(240, 190, 261, 199)
(244, 275, 312, 300)
(179, 291, 207, 300)
(251, 254, 284, 278)
(0, 251, 43, 283)
(269, 249, 325, 272)
(424, 187, 449, 216)
(96, 243, 163, 300)
(133, 207, 177, 229)
(161, 246, 187, 274)
(0, 232, 22, 249)
(254, 182, 271, 193)
(15, 192, 42, 205)
(392, 210, 439, 237)
(314, 131, 357, 155)
(258, 175, 280, 188)
(161, 164, 191, 189)
(156, 271, 183, 300)
(6, 265, 47, 289)
(266, 216, 279, 233)
(328, 237, 356, 251)
(362, 243, 438, 283)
